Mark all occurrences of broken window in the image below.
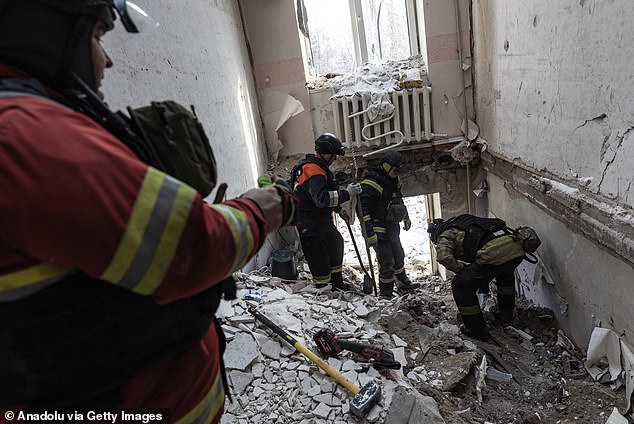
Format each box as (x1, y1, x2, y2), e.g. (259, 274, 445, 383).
(300, 0, 424, 76)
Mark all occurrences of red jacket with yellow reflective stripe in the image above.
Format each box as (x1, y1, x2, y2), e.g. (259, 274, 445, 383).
(0, 71, 268, 422)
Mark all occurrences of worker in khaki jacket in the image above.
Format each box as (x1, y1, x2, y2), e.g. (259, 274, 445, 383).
(428, 215, 541, 340)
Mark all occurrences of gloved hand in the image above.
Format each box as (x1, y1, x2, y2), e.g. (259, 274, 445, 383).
(338, 209, 350, 225)
(367, 233, 378, 247)
(257, 174, 300, 226)
(346, 182, 362, 197)
(403, 217, 412, 231)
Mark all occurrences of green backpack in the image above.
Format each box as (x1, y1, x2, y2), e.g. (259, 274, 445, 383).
(128, 101, 217, 197)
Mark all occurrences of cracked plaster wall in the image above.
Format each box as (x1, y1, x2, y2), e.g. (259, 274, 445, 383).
(473, 0, 634, 206)
(472, 1, 634, 348)
(102, 0, 267, 200)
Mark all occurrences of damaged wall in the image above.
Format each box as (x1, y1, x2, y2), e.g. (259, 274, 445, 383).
(472, 1, 634, 347)
(102, 0, 284, 269)
(240, 0, 315, 158)
(103, 0, 267, 199)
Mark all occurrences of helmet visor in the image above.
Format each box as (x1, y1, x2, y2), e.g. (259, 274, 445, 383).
(113, 0, 159, 33)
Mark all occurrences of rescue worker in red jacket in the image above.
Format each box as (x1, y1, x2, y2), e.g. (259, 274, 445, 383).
(291, 134, 362, 290)
(360, 151, 420, 297)
(0, 1, 286, 421)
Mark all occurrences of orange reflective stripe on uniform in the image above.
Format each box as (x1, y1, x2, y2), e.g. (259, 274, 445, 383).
(100, 168, 197, 295)
(295, 163, 326, 186)
(209, 204, 255, 273)
(0, 263, 73, 300)
(175, 371, 224, 424)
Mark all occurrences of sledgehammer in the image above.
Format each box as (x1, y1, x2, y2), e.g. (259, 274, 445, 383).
(248, 306, 381, 417)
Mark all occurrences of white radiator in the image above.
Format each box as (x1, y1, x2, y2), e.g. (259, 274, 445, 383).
(330, 86, 432, 149)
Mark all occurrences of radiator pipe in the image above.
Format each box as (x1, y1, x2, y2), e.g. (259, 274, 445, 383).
(454, 0, 472, 214)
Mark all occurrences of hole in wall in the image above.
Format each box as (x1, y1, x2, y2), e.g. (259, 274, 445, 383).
(504, 40, 510, 51)
(340, 195, 432, 281)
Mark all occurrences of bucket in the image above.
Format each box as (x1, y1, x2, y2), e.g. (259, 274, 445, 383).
(271, 249, 296, 280)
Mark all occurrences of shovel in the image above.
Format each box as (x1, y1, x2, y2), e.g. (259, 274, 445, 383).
(345, 220, 375, 295)
(353, 198, 377, 296)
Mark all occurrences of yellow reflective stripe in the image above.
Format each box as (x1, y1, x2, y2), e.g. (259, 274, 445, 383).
(330, 266, 342, 273)
(394, 266, 405, 275)
(363, 214, 371, 222)
(313, 274, 331, 283)
(379, 276, 395, 284)
(135, 183, 197, 295)
(101, 168, 164, 285)
(361, 179, 383, 194)
(175, 371, 224, 424)
(210, 204, 255, 272)
(101, 169, 196, 294)
(458, 305, 482, 315)
(0, 263, 70, 292)
(374, 227, 386, 233)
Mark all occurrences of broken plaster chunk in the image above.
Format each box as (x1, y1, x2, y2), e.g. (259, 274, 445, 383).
(313, 393, 333, 405)
(320, 380, 335, 393)
(392, 346, 408, 368)
(365, 403, 382, 422)
(392, 334, 408, 347)
(307, 385, 322, 396)
(341, 359, 358, 371)
(228, 370, 254, 395)
(313, 402, 331, 419)
(252, 362, 265, 378)
(282, 370, 297, 383)
(224, 332, 259, 371)
(354, 304, 370, 317)
(260, 338, 282, 360)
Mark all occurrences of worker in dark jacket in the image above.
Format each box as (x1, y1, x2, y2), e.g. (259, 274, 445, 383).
(291, 133, 361, 290)
(428, 215, 541, 340)
(360, 150, 420, 297)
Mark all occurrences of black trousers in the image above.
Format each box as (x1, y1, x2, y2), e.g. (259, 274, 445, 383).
(300, 227, 344, 285)
(451, 256, 524, 330)
(375, 236, 406, 286)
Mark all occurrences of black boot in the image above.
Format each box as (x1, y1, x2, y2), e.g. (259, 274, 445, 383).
(331, 272, 353, 291)
(396, 275, 420, 293)
(379, 282, 394, 298)
(332, 280, 353, 291)
(494, 308, 514, 326)
(459, 324, 490, 341)
(459, 309, 490, 341)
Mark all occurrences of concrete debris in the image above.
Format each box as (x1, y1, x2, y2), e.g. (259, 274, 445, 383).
(220, 264, 453, 423)
(384, 385, 445, 423)
(220, 197, 629, 423)
(224, 332, 259, 371)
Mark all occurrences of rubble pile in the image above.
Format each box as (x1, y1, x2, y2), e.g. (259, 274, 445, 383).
(218, 274, 446, 424)
(219, 197, 632, 423)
